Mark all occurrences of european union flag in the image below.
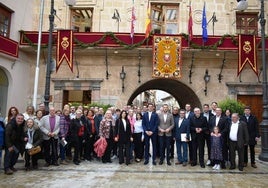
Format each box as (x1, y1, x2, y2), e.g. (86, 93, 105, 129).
(202, 2, 208, 43)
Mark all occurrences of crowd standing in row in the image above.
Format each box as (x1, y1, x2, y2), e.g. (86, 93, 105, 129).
(0, 102, 260, 175)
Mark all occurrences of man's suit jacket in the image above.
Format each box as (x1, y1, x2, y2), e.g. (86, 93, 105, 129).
(158, 112, 174, 137)
(228, 121, 249, 148)
(240, 115, 260, 145)
(209, 115, 228, 136)
(186, 111, 194, 119)
(142, 111, 159, 134)
(173, 118, 190, 140)
(40, 114, 60, 140)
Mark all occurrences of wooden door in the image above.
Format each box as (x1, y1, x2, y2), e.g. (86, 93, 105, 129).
(237, 95, 263, 123)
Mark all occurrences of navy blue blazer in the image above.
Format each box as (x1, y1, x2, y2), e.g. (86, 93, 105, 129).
(142, 111, 159, 134)
(186, 111, 194, 119)
(173, 118, 190, 140)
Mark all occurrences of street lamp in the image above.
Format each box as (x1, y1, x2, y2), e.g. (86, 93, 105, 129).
(44, 0, 55, 114)
(120, 66, 126, 92)
(259, 0, 268, 162)
(204, 69, 210, 96)
(112, 9, 121, 32)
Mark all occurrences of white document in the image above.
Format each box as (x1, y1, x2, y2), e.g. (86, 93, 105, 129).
(25, 143, 33, 149)
(181, 133, 191, 142)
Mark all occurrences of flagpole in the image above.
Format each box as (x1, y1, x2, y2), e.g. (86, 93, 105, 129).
(32, 0, 45, 109)
(188, 1, 192, 49)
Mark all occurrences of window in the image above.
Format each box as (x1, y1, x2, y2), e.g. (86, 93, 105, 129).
(236, 12, 258, 35)
(151, 3, 179, 34)
(70, 8, 93, 32)
(0, 3, 13, 37)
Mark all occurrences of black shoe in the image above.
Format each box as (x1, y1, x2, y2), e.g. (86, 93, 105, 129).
(159, 161, 163, 165)
(191, 163, 197, 166)
(229, 166, 236, 170)
(167, 161, 171, 166)
(73, 161, 80, 165)
(221, 164, 226, 169)
(239, 166, 243, 171)
(200, 164, 205, 168)
(107, 160, 112, 163)
(44, 163, 50, 167)
(10, 167, 17, 172)
(170, 156, 174, 159)
(4, 168, 13, 175)
(53, 163, 59, 166)
(144, 160, 149, 165)
(152, 161, 157, 165)
(32, 165, 38, 170)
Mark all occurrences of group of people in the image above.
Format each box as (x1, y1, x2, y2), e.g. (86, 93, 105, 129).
(0, 101, 260, 175)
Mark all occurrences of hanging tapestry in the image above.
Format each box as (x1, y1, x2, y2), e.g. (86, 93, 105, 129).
(152, 36, 182, 78)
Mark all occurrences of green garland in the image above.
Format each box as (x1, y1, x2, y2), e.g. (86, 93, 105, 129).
(20, 30, 267, 50)
(74, 32, 150, 50)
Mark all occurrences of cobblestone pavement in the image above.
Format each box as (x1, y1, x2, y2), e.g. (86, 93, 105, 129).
(0, 146, 267, 188)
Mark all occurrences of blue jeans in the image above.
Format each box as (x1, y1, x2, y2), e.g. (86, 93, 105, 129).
(159, 135, 172, 162)
(4, 148, 19, 170)
(176, 139, 188, 162)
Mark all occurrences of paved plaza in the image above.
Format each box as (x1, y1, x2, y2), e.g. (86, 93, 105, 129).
(0, 145, 267, 188)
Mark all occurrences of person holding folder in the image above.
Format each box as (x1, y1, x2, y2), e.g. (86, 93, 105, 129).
(173, 109, 190, 166)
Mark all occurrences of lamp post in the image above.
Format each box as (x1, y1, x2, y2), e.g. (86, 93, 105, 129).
(44, 0, 55, 114)
(120, 66, 126, 92)
(259, 0, 268, 162)
(204, 69, 210, 96)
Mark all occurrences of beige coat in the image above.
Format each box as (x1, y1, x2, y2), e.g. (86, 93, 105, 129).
(158, 112, 174, 137)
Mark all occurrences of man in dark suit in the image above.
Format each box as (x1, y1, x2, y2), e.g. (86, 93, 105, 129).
(202, 104, 214, 166)
(142, 103, 159, 165)
(173, 109, 190, 166)
(158, 104, 174, 165)
(228, 113, 249, 171)
(190, 107, 208, 168)
(185, 104, 194, 164)
(240, 106, 260, 168)
(209, 107, 228, 168)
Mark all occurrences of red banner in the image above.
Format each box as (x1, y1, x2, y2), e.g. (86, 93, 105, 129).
(238, 35, 258, 76)
(56, 30, 73, 72)
(0, 35, 18, 58)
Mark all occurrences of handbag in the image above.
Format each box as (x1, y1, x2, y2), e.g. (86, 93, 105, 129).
(28, 145, 41, 156)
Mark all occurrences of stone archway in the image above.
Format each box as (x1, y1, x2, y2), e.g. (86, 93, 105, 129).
(0, 67, 9, 115)
(127, 78, 202, 109)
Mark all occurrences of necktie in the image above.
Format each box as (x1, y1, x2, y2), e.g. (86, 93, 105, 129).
(29, 130, 33, 143)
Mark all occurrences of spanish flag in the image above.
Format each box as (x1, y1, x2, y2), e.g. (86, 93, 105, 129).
(145, 1, 151, 38)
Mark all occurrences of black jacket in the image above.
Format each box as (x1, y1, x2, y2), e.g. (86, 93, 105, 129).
(5, 118, 25, 153)
(115, 118, 132, 144)
(240, 115, 260, 145)
(209, 115, 229, 137)
(227, 121, 249, 148)
(24, 126, 43, 148)
(190, 115, 208, 136)
(70, 118, 87, 141)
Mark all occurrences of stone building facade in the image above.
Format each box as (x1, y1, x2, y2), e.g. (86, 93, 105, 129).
(0, 0, 267, 121)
